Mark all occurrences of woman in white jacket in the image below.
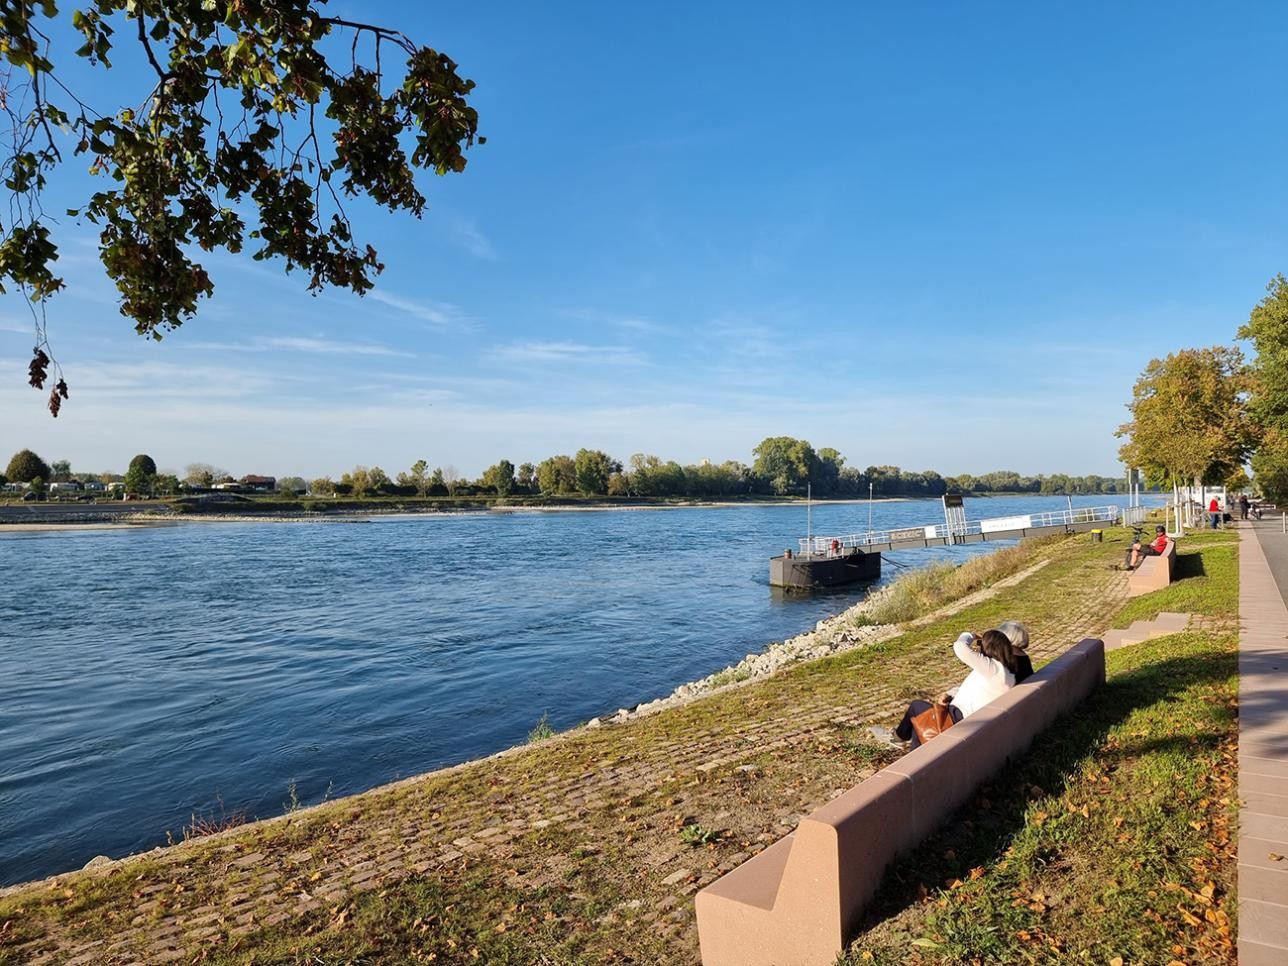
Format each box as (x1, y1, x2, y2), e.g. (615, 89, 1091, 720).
(894, 629, 1019, 747)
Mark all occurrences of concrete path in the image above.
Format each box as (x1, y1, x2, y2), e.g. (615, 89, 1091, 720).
(1238, 515, 1288, 964)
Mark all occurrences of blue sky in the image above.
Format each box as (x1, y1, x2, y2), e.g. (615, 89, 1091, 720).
(2, 2, 1286, 478)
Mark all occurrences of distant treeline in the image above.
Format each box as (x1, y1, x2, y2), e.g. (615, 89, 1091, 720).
(321, 437, 1131, 499)
(4, 437, 1131, 500)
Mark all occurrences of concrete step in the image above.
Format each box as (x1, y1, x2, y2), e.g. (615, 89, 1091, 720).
(1154, 612, 1191, 633)
(1102, 613, 1192, 652)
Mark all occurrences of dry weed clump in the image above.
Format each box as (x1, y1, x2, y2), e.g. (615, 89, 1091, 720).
(864, 537, 1057, 625)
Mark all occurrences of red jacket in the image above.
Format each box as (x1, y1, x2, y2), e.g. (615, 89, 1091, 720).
(1209, 498, 1219, 512)
(1152, 532, 1168, 553)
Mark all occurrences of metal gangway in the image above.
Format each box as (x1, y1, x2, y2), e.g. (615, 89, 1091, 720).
(799, 504, 1123, 557)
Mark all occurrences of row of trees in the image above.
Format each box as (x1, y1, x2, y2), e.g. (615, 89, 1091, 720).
(3, 443, 1131, 501)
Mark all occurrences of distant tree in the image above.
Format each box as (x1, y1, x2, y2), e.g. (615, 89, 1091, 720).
(153, 473, 181, 495)
(6, 449, 50, 483)
(310, 477, 336, 497)
(607, 472, 630, 496)
(441, 465, 461, 496)
(536, 455, 577, 495)
(128, 454, 158, 477)
(752, 436, 816, 495)
(428, 467, 447, 496)
(814, 447, 845, 495)
(396, 459, 430, 496)
(28, 475, 46, 497)
(1117, 346, 1256, 510)
(480, 459, 515, 496)
(367, 467, 392, 493)
(574, 448, 619, 495)
(341, 466, 371, 497)
(123, 462, 153, 496)
(277, 476, 308, 495)
(627, 453, 662, 496)
(48, 459, 72, 481)
(517, 462, 537, 493)
(184, 463, 228, 487)
(0, 474, 7, 487)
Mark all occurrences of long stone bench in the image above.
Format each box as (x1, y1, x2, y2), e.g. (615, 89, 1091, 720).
(1127, 538, 1177, 598)
(695, 638, 1106, 966)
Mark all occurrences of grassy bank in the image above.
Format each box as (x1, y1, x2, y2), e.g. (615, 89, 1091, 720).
(0, 527, 1239, 965)
(843, 532, 1239, 965)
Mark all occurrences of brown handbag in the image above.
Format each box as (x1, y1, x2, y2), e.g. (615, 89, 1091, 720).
(910, 702, 955, 744)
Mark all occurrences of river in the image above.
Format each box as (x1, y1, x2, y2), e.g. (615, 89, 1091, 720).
(0, 494, 1158, 885)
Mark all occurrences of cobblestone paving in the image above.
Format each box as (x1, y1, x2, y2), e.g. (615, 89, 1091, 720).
(7, 551, 1135, 965)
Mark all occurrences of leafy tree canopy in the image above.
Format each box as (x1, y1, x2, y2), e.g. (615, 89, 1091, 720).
(127, 453, 157, 476)
(574, 448, 619, 496)
(1116, 346, 1256, 489)
(5, 447, 50, 481)
(481, 458, 514, 496)
(1, 0, 481, 415)
(752, 436, 817, 496)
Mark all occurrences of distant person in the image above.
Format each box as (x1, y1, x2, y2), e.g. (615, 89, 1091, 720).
(997, 619, 1034, 683)
(1209, 497, 1221, 529)
(1124, 524, 1169, 569)
(1240, 494, 1250, 520)
(894, 630, 1018, 748)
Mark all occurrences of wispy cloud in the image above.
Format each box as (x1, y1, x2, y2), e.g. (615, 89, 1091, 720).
(447, 217, 498, 260)
(488, 341, 648, 367)
(185, 336, 412, 358)
(18, 359, 276, 399)
(366, 290, 476, 330)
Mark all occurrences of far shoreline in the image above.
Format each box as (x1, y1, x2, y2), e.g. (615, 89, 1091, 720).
(0, 491, 1155, 532)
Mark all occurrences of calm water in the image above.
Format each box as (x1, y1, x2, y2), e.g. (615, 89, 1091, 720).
(0, 494, 1157, 884)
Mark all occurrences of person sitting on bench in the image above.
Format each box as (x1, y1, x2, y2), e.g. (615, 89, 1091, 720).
(893, 630, 1019, 748)
(997, 619, 1034, 683)
(1124, 524, 1168, 570)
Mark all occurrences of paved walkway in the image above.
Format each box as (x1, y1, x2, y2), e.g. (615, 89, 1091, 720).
(1238, 516, 1288, 964)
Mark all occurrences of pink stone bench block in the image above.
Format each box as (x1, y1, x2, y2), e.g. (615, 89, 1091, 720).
(696, 638, 1106, 966)
(1127, 538, 1177, 597)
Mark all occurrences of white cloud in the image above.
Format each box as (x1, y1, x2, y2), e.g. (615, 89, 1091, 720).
(488, 341, 648, 367)
(183, 336, 411, 358)
(447, 217, 498, 260)
(366, 290, 476, 330)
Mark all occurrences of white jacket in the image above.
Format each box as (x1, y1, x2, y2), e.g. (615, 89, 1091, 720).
(950, 632, 1015, 718)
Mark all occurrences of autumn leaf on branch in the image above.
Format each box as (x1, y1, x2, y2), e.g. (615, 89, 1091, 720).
(0, 0, 484, 414)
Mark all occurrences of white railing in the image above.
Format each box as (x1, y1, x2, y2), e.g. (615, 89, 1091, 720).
(1121, 504, 1149, 526)
(798, 505, 1122, 556)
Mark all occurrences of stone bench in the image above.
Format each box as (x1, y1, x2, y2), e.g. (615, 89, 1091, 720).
(695, 638, 1106, 966)
(1127, 538, 1177, 598)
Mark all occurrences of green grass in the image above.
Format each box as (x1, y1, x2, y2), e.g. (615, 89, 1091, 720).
(526, 711, 555, 743)
(841, 543, 1240, 966)
(862, 537, 1062, 626)
(1111, 530, 1238, 627)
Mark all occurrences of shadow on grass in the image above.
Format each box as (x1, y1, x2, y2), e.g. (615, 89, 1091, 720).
(1175, 550, 1208, 580)
(850, 646, 1234, 938)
